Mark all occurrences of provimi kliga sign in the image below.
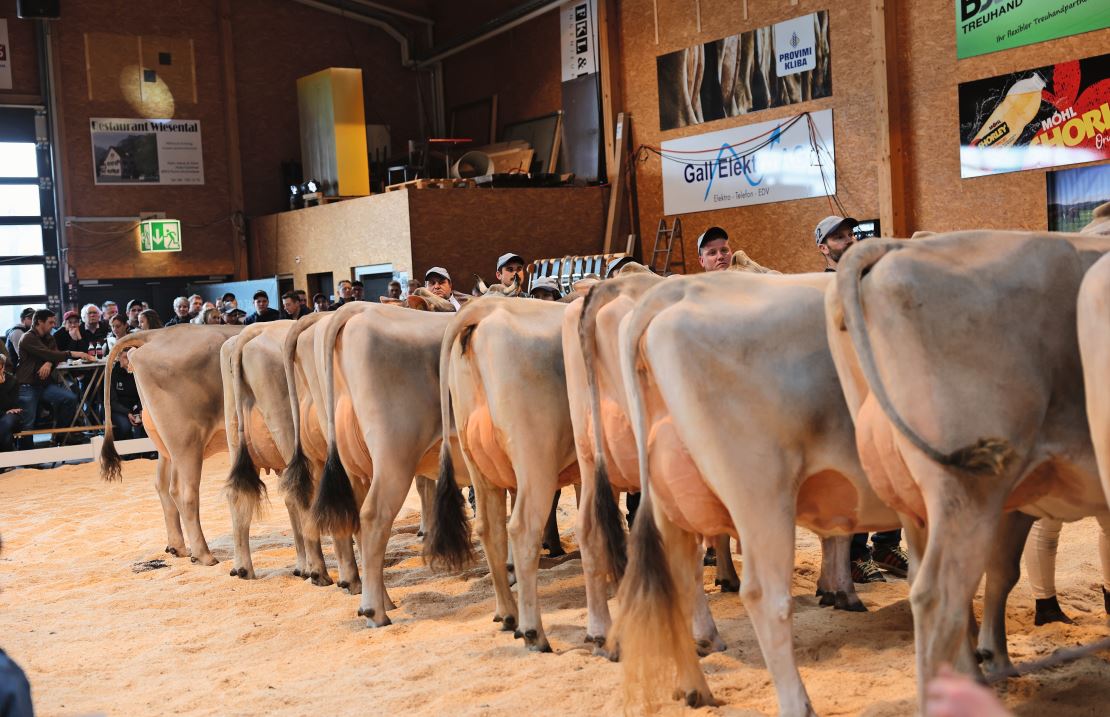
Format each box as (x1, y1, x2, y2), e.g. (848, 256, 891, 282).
(661, 109, 835, 216)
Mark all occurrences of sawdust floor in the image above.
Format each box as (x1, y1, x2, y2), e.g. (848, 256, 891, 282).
(1, 454, 1108, 716)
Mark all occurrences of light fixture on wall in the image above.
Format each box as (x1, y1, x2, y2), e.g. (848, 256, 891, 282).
(300, 179, 321, 208)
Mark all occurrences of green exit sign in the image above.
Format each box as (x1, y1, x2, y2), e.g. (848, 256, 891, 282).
(139, 219, 182, 253)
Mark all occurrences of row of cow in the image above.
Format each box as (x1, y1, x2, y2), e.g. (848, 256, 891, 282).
(98, 204, 1110, 716)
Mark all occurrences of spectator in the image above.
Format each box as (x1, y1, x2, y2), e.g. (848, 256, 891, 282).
(387, 281, 402, 300)
(496, 252, 526, 288)
(294, 289, 308, 310)
(106, 313, 131, 350)
(424, 267, 469, 310)
(100, 300, 119, 332)
(81, 304, 108, 344)
(16, 309, 93, 447)
(192, 307, 221, 325)
(351, 281, 365, 302)
(110, 349, 146, 441)
(53, 310, 83, 352)
(528, 276, 561, 301)
(244, 290, 280, 324)
(139, 310, 164, 331)
(279, 291, 310, 320)
(223, 306, 247, 325)
(406, 279, 421, 297)
(125, 300, 143, 330)
(164, 296, 192, 326)
(815, 215, 858, 272)
(221, 292, 238, 311)
(330, 280, 354, 310)
(0, 355, 22, 452)
(4, 308, 35, 368)
(187, 294, 203, 316)
(605, 256, 636, 278)
(312, 293, 329, 313)
(696, 227, 734, 272)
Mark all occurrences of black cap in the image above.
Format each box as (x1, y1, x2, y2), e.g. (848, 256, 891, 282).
(126, 299, 143, 312)
(696, 226, 729, 252)
(20, 307, 35, 320)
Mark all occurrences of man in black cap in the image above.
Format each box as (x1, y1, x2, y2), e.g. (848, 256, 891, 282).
(814, 214, 908, 583)
(244, 290, 280, 325)
(696, 226, 733, 272)
(4, 307, 36, 368)
(814, 215, 859, 272)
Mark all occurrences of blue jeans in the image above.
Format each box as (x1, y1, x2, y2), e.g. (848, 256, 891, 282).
(111, 407, 147, 441)
(0, 412, 21, 451)
(17, 382, 78, 437)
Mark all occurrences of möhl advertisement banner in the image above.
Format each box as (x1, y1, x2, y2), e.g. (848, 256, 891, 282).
(660, 109, 835, 216)
(956, 0, 1110, 59)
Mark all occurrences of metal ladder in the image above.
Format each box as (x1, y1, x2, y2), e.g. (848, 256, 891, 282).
(650, 217, 686, 275)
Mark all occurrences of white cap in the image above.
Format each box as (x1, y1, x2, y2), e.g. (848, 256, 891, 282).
(696, 226, 729, 252)
(424, 266, 451, 281)
(605, 256, 635, 278)
(814, 216, 858, 246)
(496, 252, 524, 272)
(529, 276, 561, 297)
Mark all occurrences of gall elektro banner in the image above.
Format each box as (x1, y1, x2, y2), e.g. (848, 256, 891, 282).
(660, 110, 835, 216)
(956, 0, 1110, 59)
(958, 53, 1110, 179)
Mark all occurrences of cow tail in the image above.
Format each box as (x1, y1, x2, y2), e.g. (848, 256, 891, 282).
(225, 331, 267, 517)
(280, 316, 315, 511)
(608, 288, 700, 710)
(312, 305, 361, 536)
(839, 240, 1014, 474)
(424, 310, 475, 572)
(578, 282, 628, 581)
(99, 333, 151, 481)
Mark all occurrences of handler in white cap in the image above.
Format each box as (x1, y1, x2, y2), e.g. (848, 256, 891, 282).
(424, 267, 469, 310)
(696, 226, 733, 272)
(814, 215, 858, 272)
(495, 252, 526, 289)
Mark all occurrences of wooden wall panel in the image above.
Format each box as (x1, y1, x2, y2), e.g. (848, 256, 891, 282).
(83, 32, 138, 102)
(619, 0, 878, 274)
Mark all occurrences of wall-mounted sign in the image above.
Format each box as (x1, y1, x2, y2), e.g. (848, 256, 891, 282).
(139, 219, 181, 253)
(956, 0, 1110, 59)
(0, 20, 12, 90)
(1047, 163, 1110, 232)
(958, 53, 1110, 179)
(560, 0, 597, 82)
(660, 109, 835, 216)
(90, 118, 204, 185)
(656, 11, 830, 132)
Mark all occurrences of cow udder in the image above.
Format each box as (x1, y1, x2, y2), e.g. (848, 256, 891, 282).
(647, 416, 735, 538)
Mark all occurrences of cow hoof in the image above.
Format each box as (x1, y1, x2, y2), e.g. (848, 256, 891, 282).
(715, 578, 740, 593)
(338, 581, 349, 590)
(229, 569, 238, 577)
(695, 636, 727, 657)
(166, 546, 186, 558)
(684, 689, 712, 708)
(417, 530, 424, 538)
(493, 614, 503, 623)
(816, 588, 836, 607)
(513, 629, 524, 640)
(357, 606, 374, 618)
(368, 615, 392, 628)
(975, 649, 992, 664)
(546, 546, 566, 559)
(501, 615, 517, 632)
(236, 567, 249, 579)
(292, 568, 303, 577)
(834, 591, 868, 612)
(190, 554, 218, 566)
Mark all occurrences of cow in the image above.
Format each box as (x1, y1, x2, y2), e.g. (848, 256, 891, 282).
(610, 271, 899, 714)
(100, 325, 242, 566)
(220, 319, 358, 589)
(566, 266, 740, 656)
(426, 296, 584, 652)
(305, 299, 470, 627)
(825, 229, 1110, 710)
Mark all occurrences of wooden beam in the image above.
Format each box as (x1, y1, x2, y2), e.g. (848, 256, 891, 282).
(871, 0, 908, 237)
(603, 112, 629, 254)
(596, 0, 622, 183)
(218, 0, 248, 279)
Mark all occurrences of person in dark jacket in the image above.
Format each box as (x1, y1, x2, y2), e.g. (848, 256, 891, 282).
(243, 290, 280, 324)
(4, 308, 35, 370)
(0, 355, 23, 452)
(329, 280, 353, 310)
(278, 291, 310, 320)
(16, 310, 93, 447)
(164, 296, 193, 326)
(110, 350, 146, 441)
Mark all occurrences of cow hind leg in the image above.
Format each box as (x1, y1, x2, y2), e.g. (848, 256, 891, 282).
(713, 535, 740, 593)
(358, 464, 415, 626)
(226, 489, 256, 579)
(977, 510, 1035, 677)
(817, 534, 865, 611)
(734, 499, 816, 717)
(473, 479, 518, 632)
(332, 535, 356, 592)
(506, 478, 557, 652)
(285, 491, 309, 577)
(575, 463, 616, 655)
(415, 475, 435, 537)
(154, 456, 187, 557)
(694, 545, 727, 655)
(174, 448, 217, 566)
(543, 490, 565, 557)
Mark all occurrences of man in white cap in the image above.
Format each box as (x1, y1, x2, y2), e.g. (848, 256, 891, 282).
(495, 252, 526, 289)
(814, 214, 908, 583)
(424, 267, 469, 310)
(814, 215, 859, 272)
(696, 226, 733, 272)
